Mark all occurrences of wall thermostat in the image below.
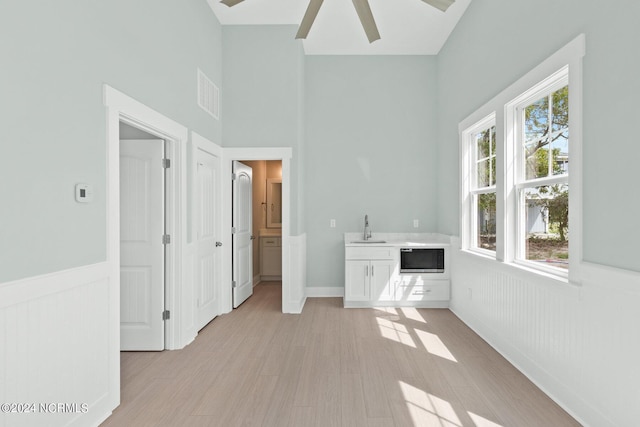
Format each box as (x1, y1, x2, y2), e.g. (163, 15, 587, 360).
(75, 183, 94, 203)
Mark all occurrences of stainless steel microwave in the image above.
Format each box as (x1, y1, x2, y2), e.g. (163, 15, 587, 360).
(400, 248, 445, 273)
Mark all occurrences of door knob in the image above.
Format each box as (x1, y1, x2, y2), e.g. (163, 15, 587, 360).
(250, 235, 256, 240)
(215, 242, 222, 247)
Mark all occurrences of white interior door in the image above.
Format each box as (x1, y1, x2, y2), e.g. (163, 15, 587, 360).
(120, 139, 165, 351)
(232, 161, 253, 308)
(196, 147, 221, 330)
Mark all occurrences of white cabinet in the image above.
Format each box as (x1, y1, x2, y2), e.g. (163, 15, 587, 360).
(344, 244, 450, 308)
(345, 246, 396, 307)
(396, 275, 450, 302)
(370, 261, 396, 302)
(260, 236, 281, 280)
(345, 259, 396, 302)
(345, 260, 370, 301)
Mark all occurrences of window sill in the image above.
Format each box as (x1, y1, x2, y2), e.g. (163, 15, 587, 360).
(459, 248, 574, 287)
(460, 248, 496, 261)
(509, 260, 570, 285)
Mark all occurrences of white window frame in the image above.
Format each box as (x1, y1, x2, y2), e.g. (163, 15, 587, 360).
(461, 113, 497, 258)
(459, 34, 585, 285)
(509, 70, 570, 278)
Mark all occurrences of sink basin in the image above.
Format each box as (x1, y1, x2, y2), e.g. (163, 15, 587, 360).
(350, 240, 387, 244)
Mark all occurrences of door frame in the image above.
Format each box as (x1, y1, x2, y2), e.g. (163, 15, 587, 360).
(104, 85, 187, 350)
(222, 148, 292, 314)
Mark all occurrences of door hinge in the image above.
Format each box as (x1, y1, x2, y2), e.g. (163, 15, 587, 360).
(231, 173, 237, 181)
(232, 280, 237, 288)
(162, 158, 171, 169)
(162, 234, 171, 244)
(162, 310, 170, 321)
(231, 227, 237, 234)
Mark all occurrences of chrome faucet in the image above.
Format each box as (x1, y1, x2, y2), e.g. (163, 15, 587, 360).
(363, 214, 372, 240)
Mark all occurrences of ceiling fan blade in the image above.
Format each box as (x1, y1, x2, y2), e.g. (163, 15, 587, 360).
(421, 0, 455, 12)
(220, 0, 244, 7)
(296, 0, 324, 39)
(352, 0, 380, 43)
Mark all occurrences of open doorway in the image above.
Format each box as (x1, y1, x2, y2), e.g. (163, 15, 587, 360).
(239, 160, 282, 287)
(105, 84, 189, 352)
(221, 148, 292, 314)
(118, 122, 167, 351)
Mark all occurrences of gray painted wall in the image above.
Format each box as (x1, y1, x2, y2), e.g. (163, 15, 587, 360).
(0, 0, 222, 282)
(436, 0, 640, 272)
(4, 0, 638, 282)
(221, 25, 306, 235)
(305, 56, 438, 287)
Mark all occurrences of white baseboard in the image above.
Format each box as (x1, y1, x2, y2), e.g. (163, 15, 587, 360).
(306, 286, 344, 298)
(282, 296, 306, 314)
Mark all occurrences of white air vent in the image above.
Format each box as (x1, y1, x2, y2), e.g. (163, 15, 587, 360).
(197, 68, 219, 120)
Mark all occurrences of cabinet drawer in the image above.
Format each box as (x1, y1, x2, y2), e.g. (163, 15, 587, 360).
(396, 282, 450, 301)
(345, 247, 394, 260)
(262, 237, 280, 247)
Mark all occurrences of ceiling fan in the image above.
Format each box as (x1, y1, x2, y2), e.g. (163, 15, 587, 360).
(220, 0, 455, 43)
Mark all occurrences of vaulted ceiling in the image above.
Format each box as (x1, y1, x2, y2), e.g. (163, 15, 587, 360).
(207, 0, 472, 55)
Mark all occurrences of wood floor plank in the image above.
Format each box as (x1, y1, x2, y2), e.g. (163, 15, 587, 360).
(314, 373, 341, 427)
(102, 285, 581, 427)
(340, 373, 369, 427)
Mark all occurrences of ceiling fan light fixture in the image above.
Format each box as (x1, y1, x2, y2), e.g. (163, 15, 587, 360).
(420, 0, 455, 13)
(220, 0, 245, 7)
(221, 0, 454, 44)
(296, 0, 325, 39)
(352, 0, 381, 43)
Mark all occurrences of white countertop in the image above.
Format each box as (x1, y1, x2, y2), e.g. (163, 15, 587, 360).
(344, 232, 451, 247)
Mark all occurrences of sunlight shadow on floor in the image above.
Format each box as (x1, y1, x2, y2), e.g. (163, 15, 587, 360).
(376, 317, 417, 348)
(415, 329, 458, 362)
(400, 307, 427, 323)
(400, 381, 462, 426)
(468, 412, 505, 427)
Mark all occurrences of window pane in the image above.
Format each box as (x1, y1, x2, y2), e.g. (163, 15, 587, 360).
(490, 157, 496, 186)
(524, 96, 549, 142)
(477, 193, 496, 251)
(476, 129, 491, 159)
(477, 159, 490, 187)
(552, 86, 569, 132)
(523, 185, 569, 269)
(491, 126, 496, 156)
(551, 130, 569, 175)
(525, 140, 550, 180)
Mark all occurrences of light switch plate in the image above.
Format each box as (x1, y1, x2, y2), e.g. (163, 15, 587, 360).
(75, 183, 93, 203)
(413, 219, 419, 228)
(330, 219, 336, 228)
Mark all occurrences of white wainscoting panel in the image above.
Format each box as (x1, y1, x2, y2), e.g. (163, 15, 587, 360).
(181, 243, 197, 346)
(284, 233, 307, 313)
(0, 263, 116, 427)
(450, 243, 640, 427)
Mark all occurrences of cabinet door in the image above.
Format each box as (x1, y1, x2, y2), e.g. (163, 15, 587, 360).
(261, 237, 282, 277)
(370, 260, 395, 301)
(345, 260, 370, 301)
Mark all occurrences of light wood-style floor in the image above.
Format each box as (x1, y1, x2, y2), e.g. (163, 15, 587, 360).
(101, 282, 580, 427)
